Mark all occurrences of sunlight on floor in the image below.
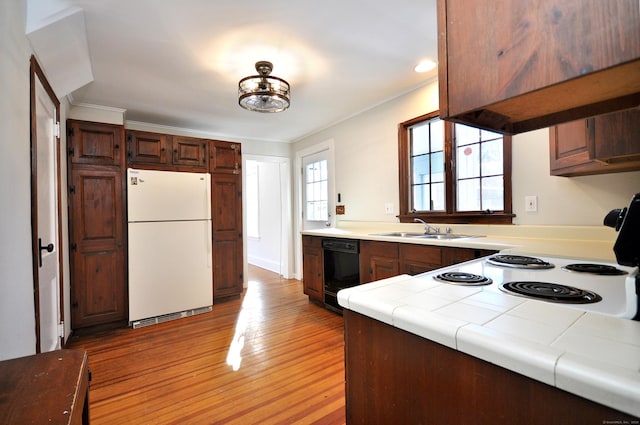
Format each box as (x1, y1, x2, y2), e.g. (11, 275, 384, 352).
(226, 280, 262, 371)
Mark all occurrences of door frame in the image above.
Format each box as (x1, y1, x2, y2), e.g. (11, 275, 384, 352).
(293, 139, 335, 280)
(30, 55, 64, 352)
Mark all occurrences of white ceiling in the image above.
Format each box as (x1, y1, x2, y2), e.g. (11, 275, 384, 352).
(27, 0, 439, 143)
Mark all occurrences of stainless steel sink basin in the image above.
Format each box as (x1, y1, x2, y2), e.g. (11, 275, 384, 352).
(414, 233, 475, 239)
(371, 232, 478, 240)
(371, 232, 426, 237)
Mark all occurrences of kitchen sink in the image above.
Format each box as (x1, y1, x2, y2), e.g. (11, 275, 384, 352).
(371, 232, 478, 240)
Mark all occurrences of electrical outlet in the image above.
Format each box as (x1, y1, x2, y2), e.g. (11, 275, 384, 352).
(384, 203, 394, 214)
(525, 196, 538, 212)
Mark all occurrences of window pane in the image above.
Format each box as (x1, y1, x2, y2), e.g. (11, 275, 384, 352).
(413, 184, 429, 211)
(430, 119, 444, 151)
(305, 159, 328, 221)
(482, 139, 503, 176)
(431, 182, 445, 210)
(457, 144, 480, 179)
(457, 178, 480, 211)
(412, 155, 430, 184)
(482, 176, 504, 210)
(431, 151, 445, 183)
(411, 123, 430, 155)
(455, 123, 479, 146)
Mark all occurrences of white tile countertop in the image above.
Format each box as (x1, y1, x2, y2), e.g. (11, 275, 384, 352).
(302, 221, 621, 262)
(337, 272, 640, 418)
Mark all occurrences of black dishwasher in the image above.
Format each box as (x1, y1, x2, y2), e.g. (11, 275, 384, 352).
(322, 238, 360, 313)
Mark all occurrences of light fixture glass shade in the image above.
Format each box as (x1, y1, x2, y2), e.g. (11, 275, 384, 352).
(239, 61, 290, 113)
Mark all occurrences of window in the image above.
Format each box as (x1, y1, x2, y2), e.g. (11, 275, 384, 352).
(399, 111, 513, 224)
(305, 159, 328, 221)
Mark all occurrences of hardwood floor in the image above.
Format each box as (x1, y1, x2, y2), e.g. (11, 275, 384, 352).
(67, 265, 346, 425)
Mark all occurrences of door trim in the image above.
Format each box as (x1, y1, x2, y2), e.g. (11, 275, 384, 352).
(293, 139, 335, 280)
(30, 55, 64, 352)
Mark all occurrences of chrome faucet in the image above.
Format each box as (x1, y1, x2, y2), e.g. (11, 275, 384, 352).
(414, 218, 440, 234)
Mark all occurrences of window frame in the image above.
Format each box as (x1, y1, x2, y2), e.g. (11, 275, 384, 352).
(398, 111, 514, 224)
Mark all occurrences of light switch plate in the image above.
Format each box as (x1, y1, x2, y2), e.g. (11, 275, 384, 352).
(525, 196, 538, 212)
(384, 203, 394, 214)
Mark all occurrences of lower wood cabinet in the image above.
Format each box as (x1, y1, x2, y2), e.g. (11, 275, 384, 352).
(303, 235, 499, 304)
(344, 309, 636, 424)
(399, 244, 442, 275)
(359, 240, 399, 283)
(302, 235, 323, 302)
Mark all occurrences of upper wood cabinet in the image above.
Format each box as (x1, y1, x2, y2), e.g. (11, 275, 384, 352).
(68, 120, 124, 166)
(209, 140, 241, 174)
(550, 108, 640, 176)
(437, 0, 640, 134)
(126, 130, 208, 171)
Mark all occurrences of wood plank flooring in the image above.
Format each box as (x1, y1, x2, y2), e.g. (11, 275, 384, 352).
(67, 265, 346, 425)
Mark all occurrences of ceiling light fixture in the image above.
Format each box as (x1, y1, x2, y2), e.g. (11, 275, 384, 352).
(238, 61, 290, 113)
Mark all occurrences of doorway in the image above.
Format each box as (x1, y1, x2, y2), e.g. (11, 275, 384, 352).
(30, 56, 64, 352)
(244, 155, 292, 279)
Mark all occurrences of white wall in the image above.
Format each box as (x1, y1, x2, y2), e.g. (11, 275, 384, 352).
(293, 80, 640, 226)
(512, 129, 640, 225)
(0, 0, 38, 360)
(246, 160, 282, 273)
(294, 81, 440, 222)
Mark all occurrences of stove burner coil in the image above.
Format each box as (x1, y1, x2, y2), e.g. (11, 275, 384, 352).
(562, 263, 627, 276)
(487, 255, 555, 269)
(434, 272, 493, 286)
(499, 281, 602, 304)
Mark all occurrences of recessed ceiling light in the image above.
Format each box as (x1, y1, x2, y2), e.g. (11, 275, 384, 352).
(414, 60, 437, 73)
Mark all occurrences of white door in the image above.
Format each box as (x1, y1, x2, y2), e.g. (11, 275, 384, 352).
(302, 149, 334, 230)
(32, 59, 62, 352)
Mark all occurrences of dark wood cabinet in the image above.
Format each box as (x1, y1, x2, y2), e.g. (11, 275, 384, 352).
(442, 247, 498, 266)
(68, 120, 123, 166)
(172, 135, 208, 169)
(211, 150, 243, 301)
(126, 130, 168, 165)
(344, 309, 637, 424)
(302, 235, 324, 302)
(550, 108, 640, 176)
(437, 0, 640, 134)
(126, 130, 208, 171)
(399, 244, 442, 275)
(209, 140, 241, 174)
(67, 120, 127, 330)
(359, 240, 399, 283)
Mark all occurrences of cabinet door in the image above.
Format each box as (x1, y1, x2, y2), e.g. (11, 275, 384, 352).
(399, 244, 442, 275)
(591, 108, 640, 161)
(126, 130, 168, 165)
(171, 136, 208, 170)
(211, 173, 243, 300)
(360, 240, 399, 283)
(302, 236, 324, 302)
(68, 120, 123, 166)
(68, 168, 127, 328)
(550, 109, 640, 176)
(442, 247, 497, 267)
(438, 0, 640, 133)
(209, 140, 241, 174)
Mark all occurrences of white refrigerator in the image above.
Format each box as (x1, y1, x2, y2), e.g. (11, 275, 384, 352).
(127, 168, 213, 326)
